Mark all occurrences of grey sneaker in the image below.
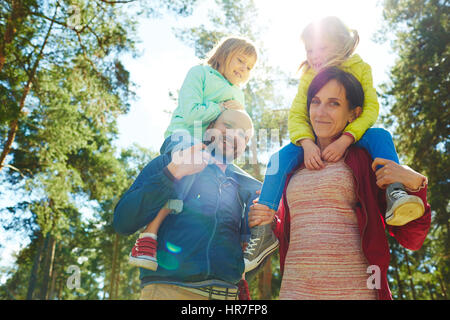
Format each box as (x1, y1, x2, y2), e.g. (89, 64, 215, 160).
(165, 199, 183, 214)
(244, 224, 279, 273)
(385, 182, 424, 226)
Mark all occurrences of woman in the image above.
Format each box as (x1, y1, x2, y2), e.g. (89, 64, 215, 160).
(249, 67, 431, 300)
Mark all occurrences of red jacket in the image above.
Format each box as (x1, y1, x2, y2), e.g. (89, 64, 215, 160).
(274, 146, 431, 300)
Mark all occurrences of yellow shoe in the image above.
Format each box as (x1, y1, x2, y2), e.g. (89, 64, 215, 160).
(385, 183, 425, 226)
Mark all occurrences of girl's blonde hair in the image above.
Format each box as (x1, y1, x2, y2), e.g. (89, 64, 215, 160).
(206, 36, 258, 74)
(299, 16, 359, 72)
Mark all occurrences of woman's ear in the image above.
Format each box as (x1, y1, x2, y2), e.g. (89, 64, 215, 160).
(349, 106, 362, 123)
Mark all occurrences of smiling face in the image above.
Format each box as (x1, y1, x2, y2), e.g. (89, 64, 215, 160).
(309, 79, 361, 141)
(204, 110, 253, 163)
(221, 52, 256, 86)
(305, 38, 337, 72)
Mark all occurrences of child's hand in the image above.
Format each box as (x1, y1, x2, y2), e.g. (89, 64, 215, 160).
(301, 139, 324, 170)
(322, 134, 353, 163)
(221, 100, 245, 110)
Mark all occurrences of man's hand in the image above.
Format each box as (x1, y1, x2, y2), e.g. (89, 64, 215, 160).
(322, 134, 353, 162)
(248, 202, 276, 228)
(221, 100, 245, 110)
(371, 158, 427, 190)
(301, 139, 324, 170)
(167, 144, 211, 180)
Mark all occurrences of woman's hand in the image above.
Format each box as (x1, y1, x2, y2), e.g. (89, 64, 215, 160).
(371, 158, 427, 191)
(301, 139, 324, 170)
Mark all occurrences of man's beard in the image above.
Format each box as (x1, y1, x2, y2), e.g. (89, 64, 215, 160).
(205, 137, 238, 164)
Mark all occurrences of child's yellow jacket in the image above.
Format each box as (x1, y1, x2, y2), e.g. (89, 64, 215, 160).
(288, 54, 379, 145)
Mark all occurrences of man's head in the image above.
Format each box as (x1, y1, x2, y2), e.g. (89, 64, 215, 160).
(204, 109, 254, 163)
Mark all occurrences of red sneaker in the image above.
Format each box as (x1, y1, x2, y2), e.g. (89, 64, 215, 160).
(128, 233, 158, 271)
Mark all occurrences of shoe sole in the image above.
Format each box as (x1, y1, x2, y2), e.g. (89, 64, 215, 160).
(386, 197, 425, 226)
(244, 239, 279, 273)
(129, 256, 158, 271)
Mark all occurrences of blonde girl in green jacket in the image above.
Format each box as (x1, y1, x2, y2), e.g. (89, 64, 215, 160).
(128, 36, 278, 274)
(257, 16, 425, 228)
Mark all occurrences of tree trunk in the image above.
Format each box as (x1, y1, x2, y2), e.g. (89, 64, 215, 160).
(115, 249, 121, 299)
(26, 234, 44, 300)
(402, 248, 417, 299)
(0, 3, 58, 171)
(249, 136, 262, 180)
(257, 257, 272, 299)
(49, 265, 58, 300)
(391, 250, 405, 299)
(427, 282, 434, 300)
(0, 0, 24, 73)
(109, 233, 119, 299)
(40, 234, 56, 300)
(437, 273, 448, 299)
(57, 279, 63, 300)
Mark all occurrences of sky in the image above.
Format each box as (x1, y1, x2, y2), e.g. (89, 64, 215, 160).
(1, 0, 397, 282)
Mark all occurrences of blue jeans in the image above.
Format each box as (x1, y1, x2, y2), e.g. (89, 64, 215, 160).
(160, 131, 202, 201)
(258, 128, 399, 211)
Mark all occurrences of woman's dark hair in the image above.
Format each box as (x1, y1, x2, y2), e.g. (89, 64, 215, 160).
(306, 67, 365, 114)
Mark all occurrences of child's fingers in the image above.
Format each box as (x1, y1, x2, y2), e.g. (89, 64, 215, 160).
(310, 156, 322, 170)
(321, 149, 330, 161)
(315, 153, 325, 168)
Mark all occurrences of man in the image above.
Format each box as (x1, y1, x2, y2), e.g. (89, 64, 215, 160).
(113, 110, 276, 300)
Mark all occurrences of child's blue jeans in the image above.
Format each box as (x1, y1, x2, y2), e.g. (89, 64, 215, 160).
(160, 130, 202, 203)
(258, 128, 399, 211)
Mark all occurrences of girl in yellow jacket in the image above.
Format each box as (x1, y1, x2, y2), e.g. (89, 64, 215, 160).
(258, 16, 424, 226)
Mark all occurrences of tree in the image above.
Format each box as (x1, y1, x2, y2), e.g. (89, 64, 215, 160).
(377, 0, 449, 299)
(0, 0, 198, 299)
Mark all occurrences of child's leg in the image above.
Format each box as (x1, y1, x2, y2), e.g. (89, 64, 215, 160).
(356, 128, 424, 226)
(129, 205, 173, 271)
(161, 132, 201, 210)
(129, 132, 198, 270)
(258, 143, 304, 211)
(141, 207, 172, 235)
(355, 128, 399, 164)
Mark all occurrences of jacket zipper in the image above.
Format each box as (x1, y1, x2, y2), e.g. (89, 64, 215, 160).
(205, 178, 224, 277)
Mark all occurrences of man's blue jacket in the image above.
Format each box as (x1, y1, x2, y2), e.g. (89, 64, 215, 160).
(113, 153, 262, 287)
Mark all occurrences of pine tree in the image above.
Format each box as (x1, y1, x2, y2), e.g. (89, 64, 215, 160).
(377, 0, 449, 299)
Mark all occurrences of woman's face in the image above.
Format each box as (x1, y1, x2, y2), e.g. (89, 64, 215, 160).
(309, 79, 360, 140)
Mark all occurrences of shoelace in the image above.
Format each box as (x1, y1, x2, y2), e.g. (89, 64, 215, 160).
(133, 238, 157, 256)
(390, 189, 407, 200)
(244, 237, 260, 255)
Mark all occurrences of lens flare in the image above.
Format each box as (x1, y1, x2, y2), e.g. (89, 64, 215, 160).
(166, 241, 182, 254)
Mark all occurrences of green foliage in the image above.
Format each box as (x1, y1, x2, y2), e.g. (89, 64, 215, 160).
(0, 0, 192, 300)
(378, 0, 449, 299)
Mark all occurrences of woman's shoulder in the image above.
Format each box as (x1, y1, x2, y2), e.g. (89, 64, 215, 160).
(346, 145, 373, 168)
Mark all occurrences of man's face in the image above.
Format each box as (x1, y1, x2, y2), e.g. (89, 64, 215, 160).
(204, 114, 250, 163)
